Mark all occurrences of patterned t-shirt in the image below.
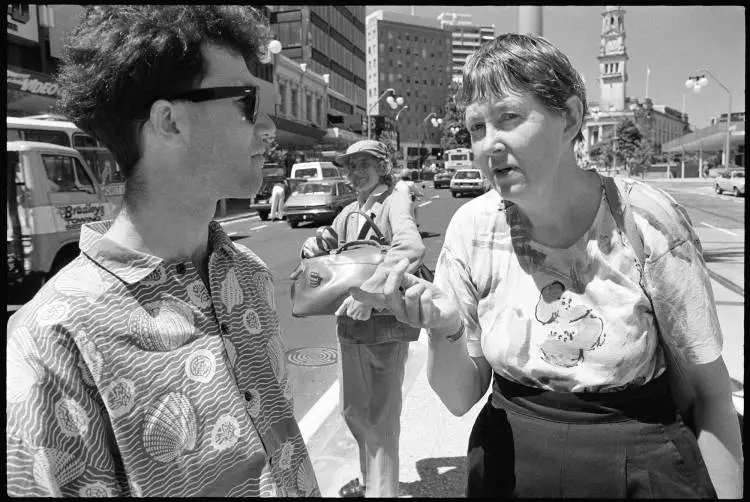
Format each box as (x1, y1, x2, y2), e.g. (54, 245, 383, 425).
(6, 220, 320, 497)
(434, 179, 723, 392)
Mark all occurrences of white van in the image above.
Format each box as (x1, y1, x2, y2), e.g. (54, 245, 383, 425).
(290, 161, 343, 180)
(7, 141, 117, 306)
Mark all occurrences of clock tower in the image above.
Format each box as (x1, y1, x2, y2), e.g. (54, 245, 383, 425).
(598, 6, 628, 111)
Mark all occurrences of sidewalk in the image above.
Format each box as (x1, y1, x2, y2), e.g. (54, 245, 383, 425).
(307, 269, 745, 498)
(214, 198, 257, 223)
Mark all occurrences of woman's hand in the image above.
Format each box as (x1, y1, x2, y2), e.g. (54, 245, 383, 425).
(300, 226, 338, 259)
(335, 296, 373, 321)
(349, 258, 460, 332)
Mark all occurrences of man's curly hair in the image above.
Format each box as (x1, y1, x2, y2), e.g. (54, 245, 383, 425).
(55, 6, 269, 179)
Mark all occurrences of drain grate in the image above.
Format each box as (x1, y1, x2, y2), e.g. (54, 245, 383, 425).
(286, 347, 338, 367)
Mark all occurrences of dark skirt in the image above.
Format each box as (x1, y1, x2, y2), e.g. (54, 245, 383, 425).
(466, 372, 717, 498)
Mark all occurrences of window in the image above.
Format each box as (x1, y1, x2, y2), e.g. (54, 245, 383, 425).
(389, 46, 393, 52)
(41, 154, 95, 193)
(406, 76, 410, 83)
(20, 129, 70, 147)
(291, 88, 299, 117)
(316, 98, 322, 124)
(72, 133, 98, 148)
(306, 94, 313, 122)
(322, 168, 339, 177)
(279, 82, 287, 115)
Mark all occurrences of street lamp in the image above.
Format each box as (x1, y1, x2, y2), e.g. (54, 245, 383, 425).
(394, 105, 409, 159)
(686, 68, 732, 168)
(450, 125, 460, 135)
(419, 112, 443, 177)
(367, 88, 404, 139)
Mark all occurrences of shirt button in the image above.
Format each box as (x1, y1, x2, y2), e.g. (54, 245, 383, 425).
(244, 391, 252, 401)
(176, 263, 186, 274)
(220, 322, 229, 334)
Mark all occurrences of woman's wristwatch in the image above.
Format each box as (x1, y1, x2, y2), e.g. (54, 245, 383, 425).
(445, 321, 465, 342)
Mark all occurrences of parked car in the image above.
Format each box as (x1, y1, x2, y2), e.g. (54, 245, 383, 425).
(450, 168, 490, 197)
(249, 176, 306, 220)
(283, 179, 357, 228)
(715, 170, 745, 197)
(433, 169, 456, 189)
(290, 161, 343, 180)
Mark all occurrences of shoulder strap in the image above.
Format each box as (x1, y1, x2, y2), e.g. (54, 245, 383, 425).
(341, 210, 387, 244)
(601, 175, 645, 267)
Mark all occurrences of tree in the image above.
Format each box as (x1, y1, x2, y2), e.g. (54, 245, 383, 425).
(439, 81, 471, 151)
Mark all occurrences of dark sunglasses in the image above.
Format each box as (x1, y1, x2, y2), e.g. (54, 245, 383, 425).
(165, 85, 259, 124)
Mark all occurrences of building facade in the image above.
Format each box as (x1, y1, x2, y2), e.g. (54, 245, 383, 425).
(437, 12, 495, 84)
(366, 10, 452, 167)
(582, 6, 689, 169)
(267, 5, 366, 135)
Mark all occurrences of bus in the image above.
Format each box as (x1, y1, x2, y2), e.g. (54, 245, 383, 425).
(6, 115, 125, 206)
(443, 147, 474, 171)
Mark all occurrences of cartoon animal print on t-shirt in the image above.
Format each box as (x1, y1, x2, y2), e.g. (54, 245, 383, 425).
(536, 281, 606, 368)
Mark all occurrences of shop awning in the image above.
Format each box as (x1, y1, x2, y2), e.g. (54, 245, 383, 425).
(271, 115, 326, 148)
(662, 122, 745, 154)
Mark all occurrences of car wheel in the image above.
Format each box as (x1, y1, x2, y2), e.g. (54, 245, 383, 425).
(734, 187, 741, 197)
(258, 210, 269, 221)
(452, 191, 459, 198)
(288, 219, 299, 228)
(715, 184, 723, 194)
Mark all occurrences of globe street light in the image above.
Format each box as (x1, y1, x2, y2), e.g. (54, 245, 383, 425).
(686, 69, 732, 168)
(367, 88, 404, 139)
(450, 125, 460, 135)
(419, 112, 443, 177)
(394, 105, 409, 158)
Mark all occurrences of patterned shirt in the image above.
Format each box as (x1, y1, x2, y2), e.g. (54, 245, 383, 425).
(434, 179, 722, 392)
(6, 220, 320, 497)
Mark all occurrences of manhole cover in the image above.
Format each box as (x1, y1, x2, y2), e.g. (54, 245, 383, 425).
(286, 347, 338, 367)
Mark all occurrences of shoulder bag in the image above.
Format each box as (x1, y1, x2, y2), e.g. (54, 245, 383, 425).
(291, 211, 432, 318)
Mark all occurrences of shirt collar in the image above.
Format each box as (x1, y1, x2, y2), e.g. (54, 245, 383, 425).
(79, 219, 238, 285)
(359, 184, 391, 213)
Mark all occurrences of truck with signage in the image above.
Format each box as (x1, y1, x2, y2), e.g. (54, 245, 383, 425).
(6, 141, 117, 309)
(6, 115, 126, 207)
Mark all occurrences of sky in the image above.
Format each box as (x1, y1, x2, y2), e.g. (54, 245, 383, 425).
(366, 5, 745, 129)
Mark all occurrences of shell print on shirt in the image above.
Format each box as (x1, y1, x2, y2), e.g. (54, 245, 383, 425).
(6, 220, 320, 497)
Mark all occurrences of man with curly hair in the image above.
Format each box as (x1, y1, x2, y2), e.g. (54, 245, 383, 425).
(6, 6, 320, 497)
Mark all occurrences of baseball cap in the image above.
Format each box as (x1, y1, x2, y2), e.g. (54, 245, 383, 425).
(334, 140, 388, 167)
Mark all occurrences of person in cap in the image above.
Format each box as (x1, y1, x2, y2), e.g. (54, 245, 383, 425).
(294, 139, 426, 497)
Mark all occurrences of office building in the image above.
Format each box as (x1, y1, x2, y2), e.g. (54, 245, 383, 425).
(366, 9, 452, 167)
(267, 5, 366, 137)
(437, 12, 495, 83)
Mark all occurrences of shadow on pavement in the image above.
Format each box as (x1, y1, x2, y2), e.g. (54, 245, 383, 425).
(399, 456, 466, 498)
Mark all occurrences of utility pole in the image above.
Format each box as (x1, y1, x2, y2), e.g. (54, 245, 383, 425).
(519, 6, 543, 35)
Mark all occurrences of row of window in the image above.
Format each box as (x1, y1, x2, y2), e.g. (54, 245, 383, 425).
(309, 5, 365, 51)
(603, 62, 621, 74)
(277, 80, 325, 125)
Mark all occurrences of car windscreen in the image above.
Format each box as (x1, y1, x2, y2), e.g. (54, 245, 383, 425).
(734, 172, 744, 178)
(454, 171, 480, 179)
(294, 168, 318, 178)
(294, 183, 334, 195)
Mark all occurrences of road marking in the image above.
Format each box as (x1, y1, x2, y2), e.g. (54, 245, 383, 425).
(701, 222, 739, 236)
(299, 379, 340, 443)
(250, 224, 267, 231)
(227, 231, 238, 236)
(221, 215, 259, 225)
(419, 201, 432, 208)
(707, 269, 744, 297)
(431, 195, 440, 199)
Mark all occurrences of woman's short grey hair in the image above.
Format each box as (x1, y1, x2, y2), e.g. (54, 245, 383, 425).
(461, 33, 588, 143)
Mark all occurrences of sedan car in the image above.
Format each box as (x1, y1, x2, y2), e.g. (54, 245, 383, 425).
(715, 170, 745, 197)
(450, 168, 490, 197)
(433, 169, 455, 189)
(283, 179, 357, 228)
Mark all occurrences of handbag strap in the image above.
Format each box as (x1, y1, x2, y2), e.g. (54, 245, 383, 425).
(341, 210, 387, 244)
(601, 175, 645, 268)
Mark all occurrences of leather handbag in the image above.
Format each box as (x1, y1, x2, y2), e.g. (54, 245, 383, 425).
(291, 211, 432, 317)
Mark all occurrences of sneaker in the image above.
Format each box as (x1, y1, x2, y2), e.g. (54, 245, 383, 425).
(338, 478, 365, 498)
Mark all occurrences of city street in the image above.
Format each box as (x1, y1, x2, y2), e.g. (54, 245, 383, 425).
(217, 177, 744, 498)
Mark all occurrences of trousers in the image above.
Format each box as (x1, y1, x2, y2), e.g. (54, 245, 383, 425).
(466, 372, 717, 498)
(339, 339, 409, 497)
